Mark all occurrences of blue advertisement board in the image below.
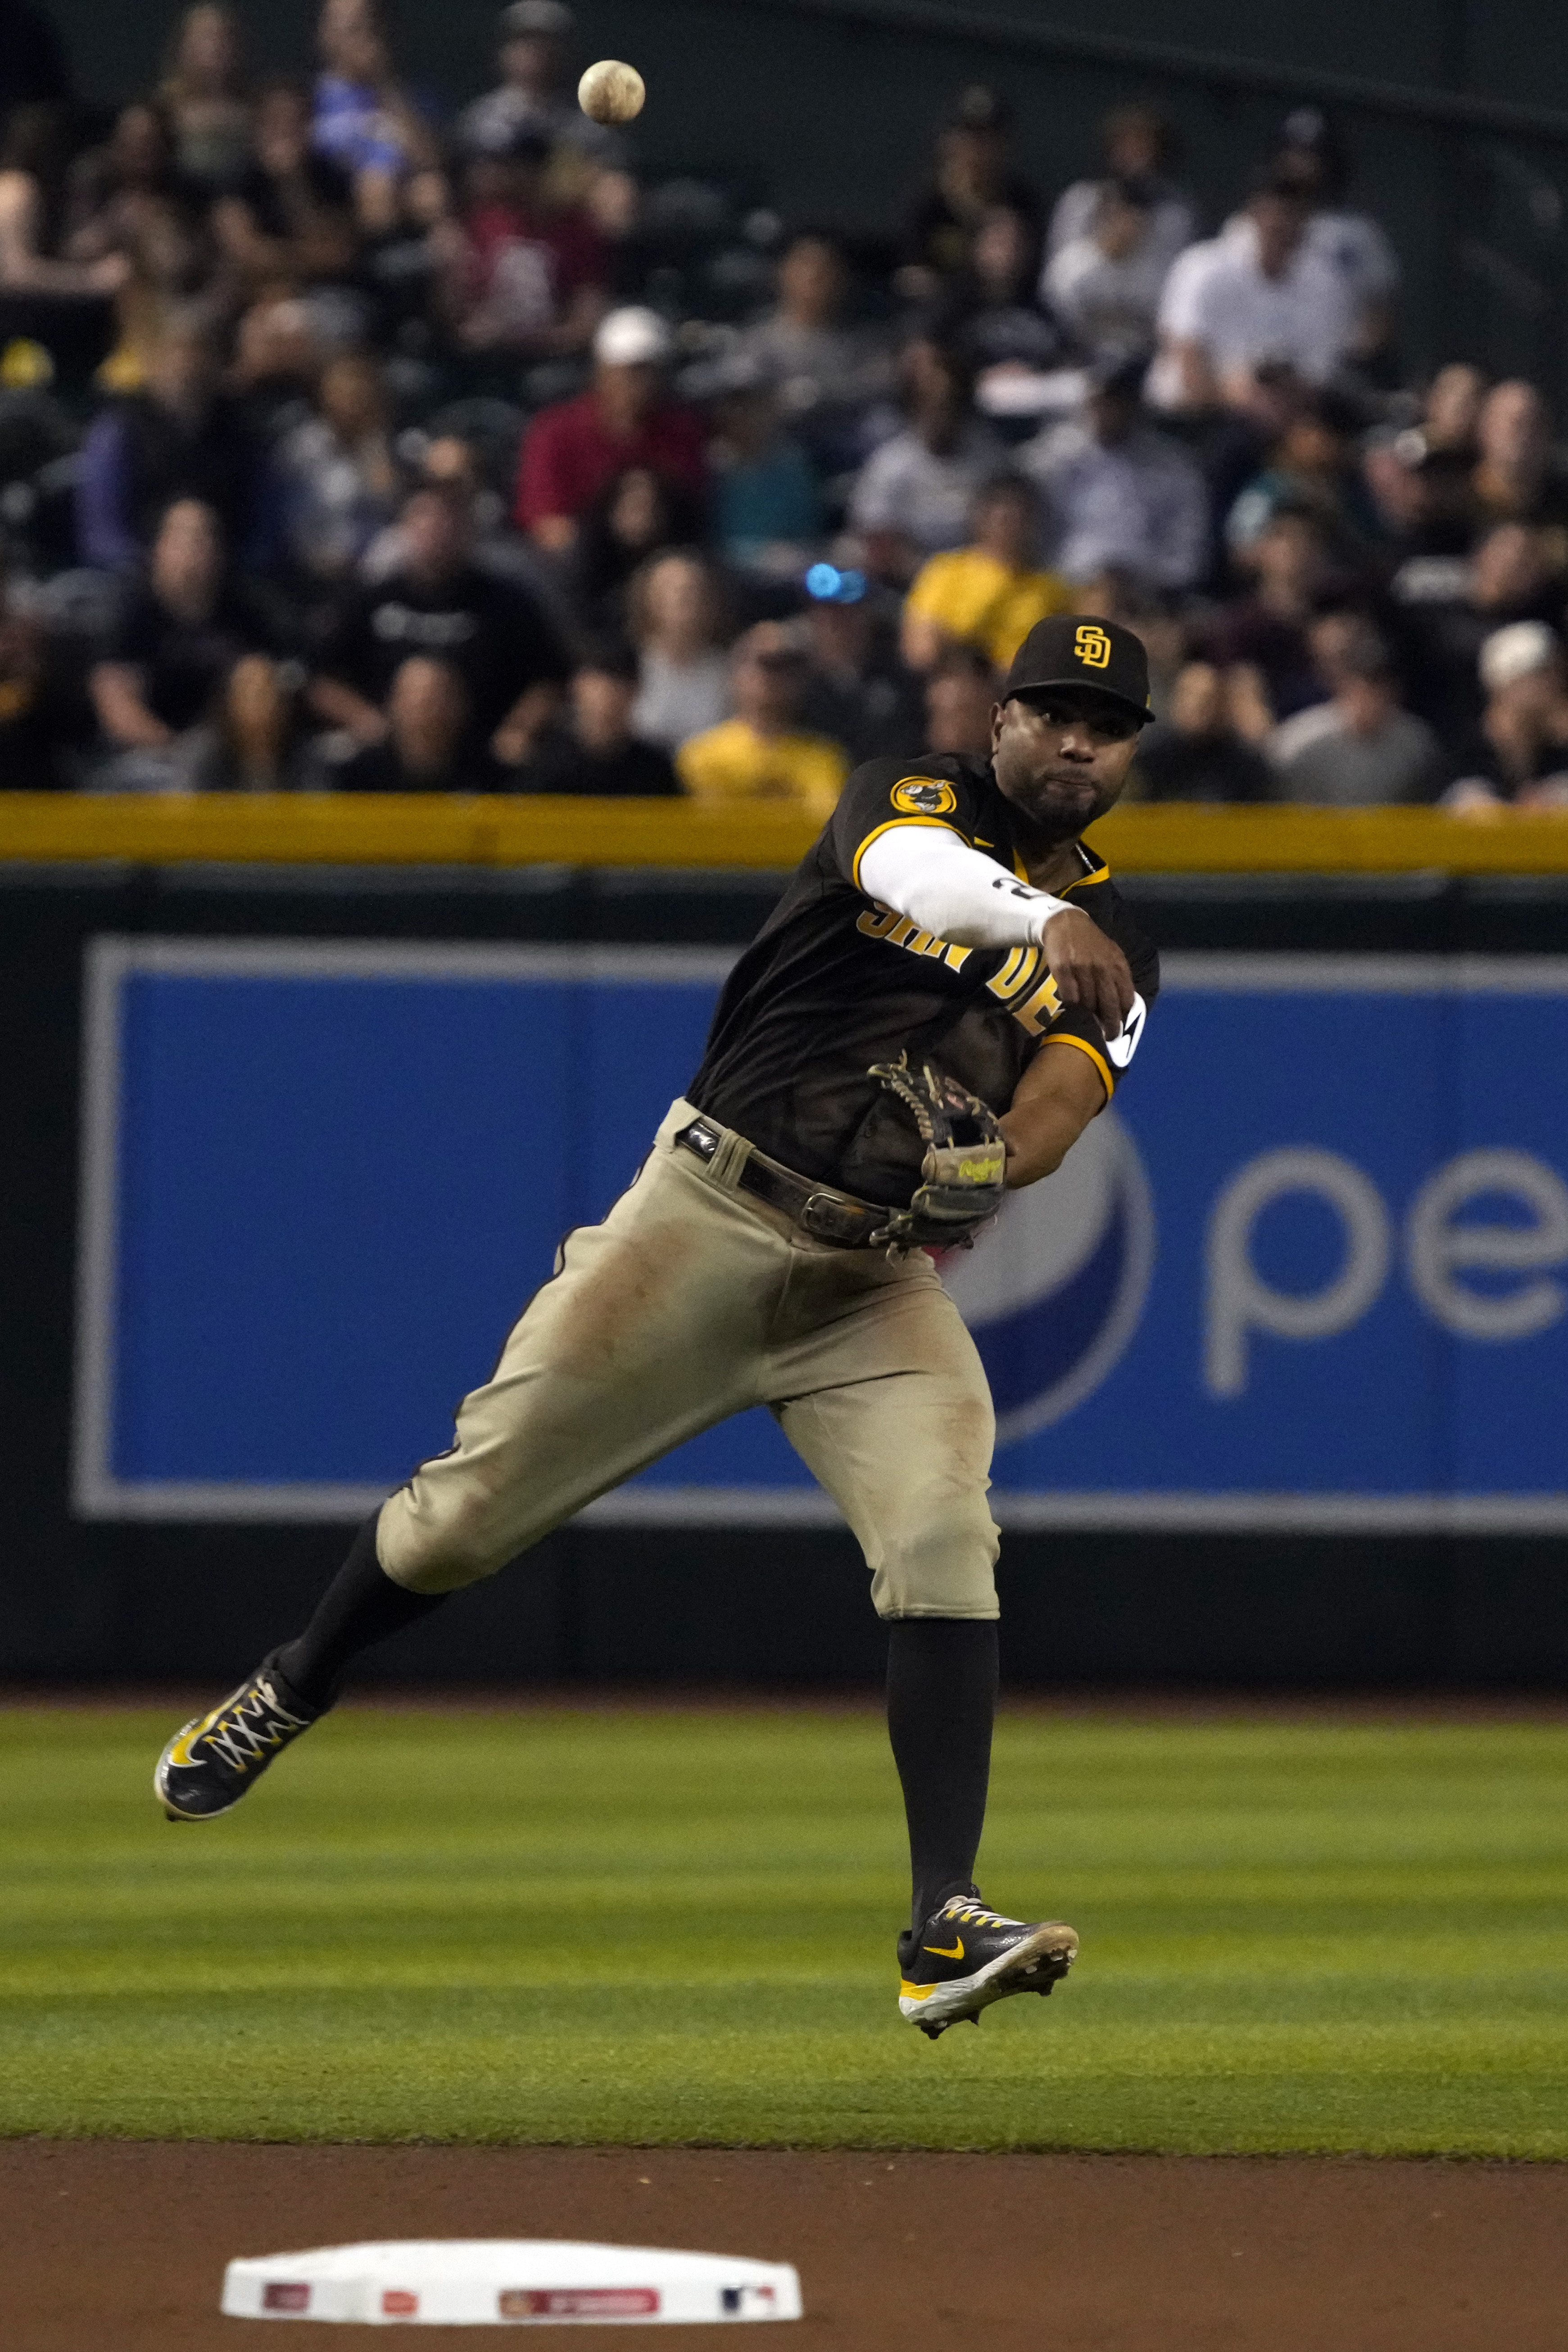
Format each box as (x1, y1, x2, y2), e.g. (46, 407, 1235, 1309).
(73, 939, 1568, 1530)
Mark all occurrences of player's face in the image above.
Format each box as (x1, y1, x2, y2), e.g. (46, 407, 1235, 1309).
(989, 689, 1142, 842)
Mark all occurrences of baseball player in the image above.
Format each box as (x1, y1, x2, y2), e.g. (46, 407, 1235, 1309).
(155, 613, 1160, 2039)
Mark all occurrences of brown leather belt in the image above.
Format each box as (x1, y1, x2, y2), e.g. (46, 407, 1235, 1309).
(673, 1116, 888, 1248)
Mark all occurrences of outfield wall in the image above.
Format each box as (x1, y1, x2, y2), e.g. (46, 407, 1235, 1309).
(5, 842, 1568, 1690)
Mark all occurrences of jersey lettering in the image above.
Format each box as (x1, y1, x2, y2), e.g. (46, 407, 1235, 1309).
(1012, 974, 1064, 1035)
(987, 946, 1043, 1004)
(856, 903, 972, 971)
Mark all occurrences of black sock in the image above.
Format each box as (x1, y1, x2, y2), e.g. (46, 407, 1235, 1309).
(886, 1617, 998, 1939)
(274, 1518, 448, 1709)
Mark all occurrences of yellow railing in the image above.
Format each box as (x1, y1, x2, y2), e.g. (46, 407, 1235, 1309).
(3, 793, 1568, 874)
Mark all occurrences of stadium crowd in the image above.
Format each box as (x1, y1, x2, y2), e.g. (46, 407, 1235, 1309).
(0, 0, 1567, 809)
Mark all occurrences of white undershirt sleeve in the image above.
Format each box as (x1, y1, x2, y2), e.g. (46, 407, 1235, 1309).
(857, 822, 1074, 949)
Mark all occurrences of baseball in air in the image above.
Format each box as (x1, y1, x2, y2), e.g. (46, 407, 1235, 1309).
(578, 59, 645, 124)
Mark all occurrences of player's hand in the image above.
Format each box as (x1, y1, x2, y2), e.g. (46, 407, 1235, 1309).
(1040, 907, 1134, 1038)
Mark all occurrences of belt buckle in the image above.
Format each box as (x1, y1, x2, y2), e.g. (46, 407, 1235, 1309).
(676, 1118, 721, 1164)
(799, 1189, 871, 1246)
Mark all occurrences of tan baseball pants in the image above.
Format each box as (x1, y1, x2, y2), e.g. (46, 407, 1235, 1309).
(376, 1098, 1001, 1618)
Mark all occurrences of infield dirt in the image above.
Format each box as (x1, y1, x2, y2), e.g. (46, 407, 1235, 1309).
(6, 2139, 1567, 2350)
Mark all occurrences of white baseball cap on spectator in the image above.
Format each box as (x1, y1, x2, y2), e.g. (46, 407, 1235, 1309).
(1479, 619, 1560, 693)
(594, 307, 675, 367)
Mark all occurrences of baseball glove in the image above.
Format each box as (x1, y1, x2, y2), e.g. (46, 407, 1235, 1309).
(866, 1054, 1007, 1250)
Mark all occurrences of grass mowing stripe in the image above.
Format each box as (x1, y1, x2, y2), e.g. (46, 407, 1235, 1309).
(2, 1705, 1565, 2154)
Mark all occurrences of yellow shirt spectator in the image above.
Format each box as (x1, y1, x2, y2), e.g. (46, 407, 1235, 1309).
(901, 474, 1074, 674)
(678, 717, 848, 823)
(677, 621, 850, 822)
(904, 546, 1077, 671)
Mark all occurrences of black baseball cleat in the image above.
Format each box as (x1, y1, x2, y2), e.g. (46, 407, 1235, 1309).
(897, 1889, 1079, 2038)
(154, 1652, 327, 1822)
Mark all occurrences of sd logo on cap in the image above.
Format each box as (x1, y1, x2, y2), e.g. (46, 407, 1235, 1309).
(1002, 614, 1154, 723)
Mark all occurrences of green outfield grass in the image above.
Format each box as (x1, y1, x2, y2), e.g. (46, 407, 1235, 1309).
(3, 1702, 1566, 2156)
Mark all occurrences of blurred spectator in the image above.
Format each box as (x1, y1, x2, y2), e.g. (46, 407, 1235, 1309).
(1365, 441, 1478, 563)
(0, 106, 127, 394)
(901, 473, 1072, 673)
(796, 563, 922, 764)
(1391, 521, 1563, 745)
(1225, 387, 1381, 562)
(276, 349, 400, 584)
(1266, 625, 1440, 804)
(0, 0, 71, 120)
(929, 201, 1063, 381)
(1022, 358, 1207, 590)
(0, 566, 76, 787)
(676, 619, 848, 816)
(901, 85, 1041, 297)
(708, 367, 822, 576)
(446, 129, 607, 357)
(627, 548, 731, 751)
(922, 643, 997, 756)
(1135, 662, 1270, 800)
(1148, 177, 1355, 420)
(335, 654, 498, 789)
(1240, 110, 1400, 367)
(64, 100, 211, 351)
(0, 106, 128, 300)
(1404, 362, 1486, 464)
(1470, 381, 1568, 555)
(568, 463, 705, 630)
(77, 316, 279, 572)
(196, 651, 326, 787)
(513, 305, 707, 553)
(311, 0, 436, 236)
(359, 156, 465, 346)
(1364, 368, 1489, 556)
(1048, 104, 1195, 271)
(1445, 620, 1568, 810)
(212, 80, 359, 296)
(734, 231, 891, 456)
(311, 480, 568, 765)
(848, 340, 1002, 582)
(520, 638, 680, 794)
(86, 496, 293, 789)
(160, 5, 252, 194)
(1200, 503, 1336, 721)
(228, 290, 323, 443)
(360, 431, 578, 643)
(1042, 178, 1168, 372)
(458, 0, 625, 170)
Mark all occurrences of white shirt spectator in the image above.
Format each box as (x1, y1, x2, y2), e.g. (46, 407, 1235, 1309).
(849, 421, 1004, 557)
(1042, 235, 1169, 369)
(1048, 177, 1194, 271)
(1022, 411, 1208, 588)
(1146, 231, 1355, 409)
(631, 646, 732, 752)
(1223, 207, 1400, 312)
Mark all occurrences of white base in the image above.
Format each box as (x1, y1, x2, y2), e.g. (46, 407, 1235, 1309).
(221, 2241, 802, 2325)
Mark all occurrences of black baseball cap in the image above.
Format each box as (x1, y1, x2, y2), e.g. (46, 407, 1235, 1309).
(1003, 614, 1154, 726)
